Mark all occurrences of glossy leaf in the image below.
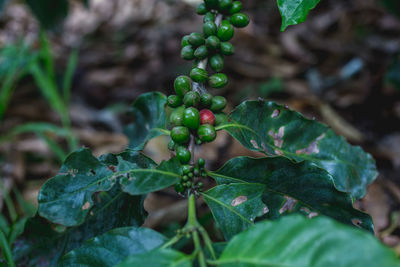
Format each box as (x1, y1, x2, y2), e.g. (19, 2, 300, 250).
(202, 183, 266, 239)
(25, 0, 69, 29)
(214, 215, 400, 267)
(208, 156, 373, 233)
(220, 100, 377, 199)
(60, 227, 166, 266)
(124, 92, 169, 150)
(117, 248, 192, 267)
(119, 156, 181, 195)
(13, 186, 146, 267)
(38, 148, 178, 226)
(277, 0, 321, 31)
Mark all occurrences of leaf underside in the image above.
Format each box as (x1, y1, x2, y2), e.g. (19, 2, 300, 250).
(277, 0, 321, 31)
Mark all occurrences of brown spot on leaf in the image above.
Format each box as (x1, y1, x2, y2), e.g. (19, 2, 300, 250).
(296, 134, 325, 155)
(108, 165, 116, 172)
(250, 140, 260, 149)
(352, 218, 362, 228)
(271, 109, 280, 118)
(231, 196, 247, 206)
(279, 196, 297, 214)
(82, 202, 91, 210)
(268, 126, 285, 149)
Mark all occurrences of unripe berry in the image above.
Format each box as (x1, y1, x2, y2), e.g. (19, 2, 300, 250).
(183, 107, 201, 129)
(200, 93, 213, 107)
(210, 96, 227, 112)
(188, 32, 205, 47)
(204, 0, 218, 9)
(209, 73, 228, 88)
(220, 42, 235, 55)
(181, 45, 195, 60)
(194, 45, 209, 60)
(198, 124, 217, 142)
(177, 146, 191, 164)
(209, 54, 225, 72)
(217, 20, 234, 41)
(200, 109, 215, 125)
(196, 3, 208, 15)
(203, 21, 217, 37)
(181, 35, 190, 47)
(174, 76, 192, 96)
(205, 36, 221, 50)
(167, 95, 182, 108)
(203, 12, 215, 23)
(183, 91, 200, 107)
(190, 67, 208, 83)
(215, 112, 228, 126)
(218, 0, 233, 13)
(169, 106, 185, 126)
(230, 13, 250, 28)
(171, 126, 190, 144)
(229, 1, 242, 14)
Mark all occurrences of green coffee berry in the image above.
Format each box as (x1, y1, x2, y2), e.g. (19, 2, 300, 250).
(194, 45, 209, 60)
(229, 1, 242, 14)
(186, 181, 192, 187)
(167, 95, 183, 108)
(197, 182, 203, 187)
(196, 138, 202, 145)
(181, 35, 190, 47)
(230, 12, 250, 28)
(218, 0, 233, 13)
(198, 124, 217, 142)
(215, 112, 228, 125)
(171, 126, 190, 144)
(188, 172, 194, 178)
(193, 167, 200, 176)
(203, 21, 217, 37)
(210, 96, 227, 112)
(188, 32, 205, 47)
(209, 73, 228, 88)
(204, 0, 218, 9)
(198, 158, 205, 167)
(183, 107, 200, 129)
(205, 36, 221, 50)
(200, 93, 213, 107)
(220, 42, 235, 55)
(169, 106, 185, 126)
(183, 91, 200, 107)
(196, 3, 208, 15)
(181, 45, 195, 60)
(182, 175, 189, 181)
(177, 146, 191, 164)
(168, 140, 176, 151)
(217, 20, 234, 41)
(175, 183, 185, 193)
(174, 75, 192, 96)
(182, 165, 191, 174)
(203, 12, 215, 23)
(209, 54, 225, 72)
(190, 67, 208, 83)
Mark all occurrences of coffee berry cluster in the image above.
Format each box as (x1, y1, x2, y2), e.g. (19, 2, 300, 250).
(168, 0, 249, 194)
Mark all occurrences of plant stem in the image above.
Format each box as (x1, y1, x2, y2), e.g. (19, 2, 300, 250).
(187, 194, 197, 226)
(161, 234, 182, 249)
(0, 230, 15, 267)
(193, 230, 207, 267)
(198, 225, 216, 260)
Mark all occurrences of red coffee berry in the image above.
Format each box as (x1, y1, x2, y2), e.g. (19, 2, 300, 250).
(200, 109, 215, 125)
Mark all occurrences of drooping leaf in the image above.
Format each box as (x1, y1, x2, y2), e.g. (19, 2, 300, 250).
(60, 227, 166, 266)
(208, 157, 373, 234)
(14, 186, 146, 266)
(38, 148, 177, 226)
(202, 183, 266, 239)
(117, 248, 192, 267)
(119, 156, 181, 195)
(124, 92, 169, 150)
(214, 215, 400, 267)
(277, 0, 321, 31)
(220, 100, 377, 199)
(25, 0, 69, 29)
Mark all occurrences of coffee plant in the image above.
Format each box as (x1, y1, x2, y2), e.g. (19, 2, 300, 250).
(7, 1, 400, 266)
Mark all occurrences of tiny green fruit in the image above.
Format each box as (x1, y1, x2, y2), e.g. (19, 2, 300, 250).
(200, 93, 213, 107)
(171, 126, 190, 144)
(168, 140, 176, 151)
(198, 158, 205, 167)
(203, 12, 215, 23)
(229, 1, 242, 14)
(167, 95, 182, 108)
(204, 0, 218, 9)
(215, 112, 228, 125)
(220, 42, 235, 55)
(182, 164, 191, 174)
(198, 124, 217, 142)
(190, 67, 208, 83)
(209, 54, 225, 72)
(218, 0, 233, 13)
(188, 32, 205, 47)
(217, 20, 234, 41)
(174, 75, 192, 96)
(183, 91, 200, 107)
(181, 45, 195, 60)
(230, 12, 250, 28)
(183, 107, 200, 129)
(194, 45, 209, 60)
(181, 35, 190, 47)
(177, 146, 191, 164)
(210, 96, 227, 112)
(203, 21, 217, 37)
(169, 106, 185, 126)
(209, 73, 228, 88)
(196, 3, 208, 15)
(175, 183, 185, 193)
(205, 36, 221, 50)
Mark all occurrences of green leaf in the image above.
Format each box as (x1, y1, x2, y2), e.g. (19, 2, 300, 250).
(14, 186, 146, 266)
(117, 248, 192, 267)
(202, 184, 266, 239)
(25, 0, 69, 29)
(119, 156, 181, 195)
(124, 92, 169, 150)
(208, 157, 373, 233)
(0, 0, 9, 14)
(220, 100, 377, 199)
(214, 215, 400, 267)
(277, 0, 321, 31)
(60, 227, 166, 266)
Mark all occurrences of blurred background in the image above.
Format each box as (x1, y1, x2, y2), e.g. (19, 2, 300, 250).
(0, 0, 400, 253)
